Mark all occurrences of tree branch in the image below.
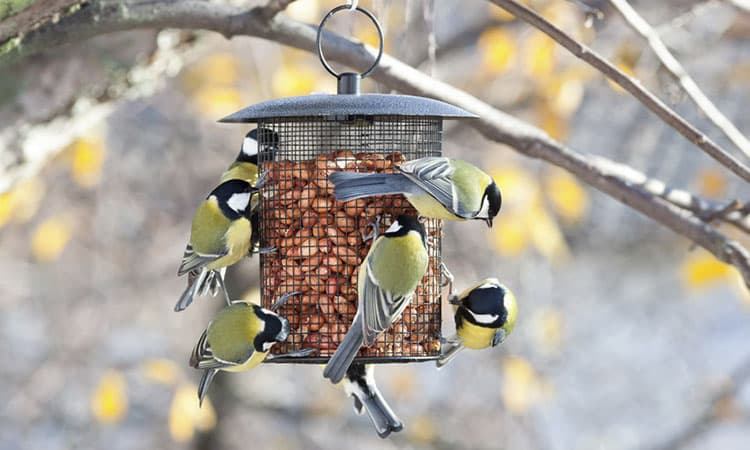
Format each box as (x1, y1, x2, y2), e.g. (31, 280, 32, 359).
(3, 0, 750, 287)
(486, 0, 750, 185)
(608, 0, 750, 159)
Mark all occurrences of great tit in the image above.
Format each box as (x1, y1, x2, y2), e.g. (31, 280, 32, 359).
(220, 128, 278, 257)
(219, 128, 279, 185)
(343, 363, 403, 439)
(189, 293, 311, 405)
(436, 278, 518, 368)
(329, 157, 502, 227)
(175, 179, 259, 312)
(323, 215, 429, 383)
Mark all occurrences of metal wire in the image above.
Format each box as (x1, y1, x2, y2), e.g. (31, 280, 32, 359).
(257, 116, 443, 363)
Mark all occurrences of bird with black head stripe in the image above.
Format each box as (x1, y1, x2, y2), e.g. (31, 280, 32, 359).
(437, 278, 518, 368)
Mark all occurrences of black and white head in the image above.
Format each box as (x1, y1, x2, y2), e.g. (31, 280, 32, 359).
(252, 305, 290, 353)
(384, 214, 427, 246)
(209, 179, 257, 220)
(455, 278, 508, 329)
(477, 180, 502, 228)
(237, 128, 279, 164)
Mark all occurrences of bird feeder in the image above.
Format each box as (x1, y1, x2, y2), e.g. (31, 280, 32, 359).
(219, 5, 476, 363)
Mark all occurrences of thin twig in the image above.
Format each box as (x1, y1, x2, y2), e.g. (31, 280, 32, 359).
(2, 0, 750, 288)
(486, 0, 750, 185)
(609, 0, 750, 160)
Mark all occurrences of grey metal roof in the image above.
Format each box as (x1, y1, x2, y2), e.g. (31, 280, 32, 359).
(218, 93, 478, 122)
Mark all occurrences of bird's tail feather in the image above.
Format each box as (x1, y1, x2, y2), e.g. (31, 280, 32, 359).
(197, 369, 217, 407)
(323, 315, 364, 384)
(329, 172, 415, 202)
(436, 338, 465, 369)
(175, 269, 207, 311)
(352, 367, 403, 438)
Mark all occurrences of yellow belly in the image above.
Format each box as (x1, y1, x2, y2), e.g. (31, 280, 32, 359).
(206, 218, 252, 270)
(223, 350, 268, 372)
(458, 323, 496, 350)
(405, 193, 463, 221)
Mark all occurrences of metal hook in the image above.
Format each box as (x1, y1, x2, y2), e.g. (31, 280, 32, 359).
(315, 4, 384, 80)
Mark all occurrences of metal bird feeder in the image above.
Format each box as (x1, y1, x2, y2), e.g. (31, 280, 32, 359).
(220, 4, 477, 363)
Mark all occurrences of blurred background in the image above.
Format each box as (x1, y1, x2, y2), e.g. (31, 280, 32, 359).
(2, 0, 750, 449)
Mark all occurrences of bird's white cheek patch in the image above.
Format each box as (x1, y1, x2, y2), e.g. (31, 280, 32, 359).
(227, 192, 251, 212)
(242, 137, 259, 156)
(262, 342, 273, 351)
(385, 220, 403, 234)
(469, 310, 499, 324)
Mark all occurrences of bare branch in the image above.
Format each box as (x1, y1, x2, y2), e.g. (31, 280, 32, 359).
(609, 0, 750, 159)
(649, 355, 750, 450)
(486, 0, 750, 185)
(3, 0, 750, 287)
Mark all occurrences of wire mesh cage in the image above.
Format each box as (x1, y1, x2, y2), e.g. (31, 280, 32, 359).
(218, 4, 477, 363)
(256, 117, 444, 363)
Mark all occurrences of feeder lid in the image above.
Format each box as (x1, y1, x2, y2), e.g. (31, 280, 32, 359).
(219, 94, 478, 123)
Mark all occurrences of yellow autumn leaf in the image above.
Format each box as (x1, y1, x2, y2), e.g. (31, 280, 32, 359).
(537, 103, 568, 141)
(681, 251, 735, 290)
(142, 359, 180, 385)
(545, 168, 589, 224)
(541, 72, 584, 117)
(272, 64, 319, 98)
(527, 203, 569, 263)
(91, 370, 128, 424)
(491, 166, 540, 210)
(169, 384, 217, 443)
(524, 32, 556, 79)
(696, 168, 727, 199)
(478, 27, 516, 74)
(31, 216, 72, 263)
(501, 356, 542, 415)
(191, 86, 244, 118)
(492, 216, 529, 256)
(8, 177, 45, 224)
(0, 191, 16, 228)
(70, 137, 106, 188)
(408, 415, 437, 444)
(182, 53, 240, 92)
(488, 4, 516, 22)
(531, 308, 564, 354)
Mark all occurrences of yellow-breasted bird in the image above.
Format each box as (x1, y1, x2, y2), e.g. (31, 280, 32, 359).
(343, 363, 403, 439)
(190, 293, 312, 405)
(175, 179, 258, 312)
(329, 156, 502, 227)
(323, 214, 429, 384)
(219, 128, 278, 184)
(436, 278, 518, 368)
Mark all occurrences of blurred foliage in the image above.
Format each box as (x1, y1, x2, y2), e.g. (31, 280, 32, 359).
(67, 135, 106, 188)
(501, 356, 550, 416)
(30, 215, 72, 263)
(91, 370, 128, 424)
(168, 383, 217, 443)
(0, 176, 44, 228)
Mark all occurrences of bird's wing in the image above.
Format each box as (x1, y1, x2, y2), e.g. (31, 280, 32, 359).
(491, 329, 506, 347)
(360, 259, 412, 346)
(397, 157, 473, 218)
(177, 244, 228, 276)
(190, 328, 254, 370)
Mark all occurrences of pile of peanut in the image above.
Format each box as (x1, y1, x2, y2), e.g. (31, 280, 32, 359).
(260, 151, 442, 359)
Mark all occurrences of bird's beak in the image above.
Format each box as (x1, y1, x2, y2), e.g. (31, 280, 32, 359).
(277, 317, 290, 342)
(485, 217, 493, 228)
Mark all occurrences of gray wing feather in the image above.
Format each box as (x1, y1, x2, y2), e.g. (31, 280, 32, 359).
(329, 172, 419, 202)
(361, 259, 412, 345)
(323, 314, 365, 384)
(398, 157, 475, 218)
(177, 244, 227, 276)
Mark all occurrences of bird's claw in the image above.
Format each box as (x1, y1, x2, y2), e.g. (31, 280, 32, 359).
(258, 246, 277, 255)
(254, 169, 271, 188)
(440, 262, 455, 296)
(265, 348, 316, 360)
(362, 215, 382, 242)
(272, 291, 301, 310)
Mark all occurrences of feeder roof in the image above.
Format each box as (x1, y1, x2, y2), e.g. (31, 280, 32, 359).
(219, 94, 477, 123)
